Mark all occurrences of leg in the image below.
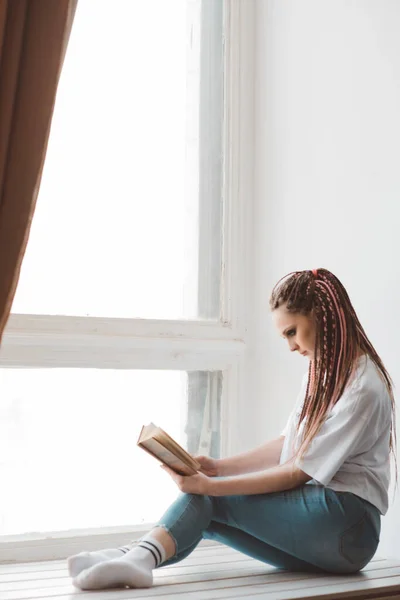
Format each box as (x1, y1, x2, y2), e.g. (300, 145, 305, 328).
(154, 485, 379, 574)
(71, 485, 379, 590)
(160, 520, 324, 572)
(204, 521, 326, 573)
(207, 486, 379, 574)
(153, 489, 325, 572)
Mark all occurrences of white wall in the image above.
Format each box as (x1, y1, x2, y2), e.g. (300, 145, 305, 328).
(252, 0, 400, 559)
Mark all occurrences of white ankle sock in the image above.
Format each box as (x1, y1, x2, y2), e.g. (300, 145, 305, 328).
(67, 545, 132, 578)
(72, 536, 167, 590)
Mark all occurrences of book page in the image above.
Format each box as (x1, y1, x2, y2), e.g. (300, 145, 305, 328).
(139, 438, 198, 476)
(155, 429, 201, 470)
(138, 423, 201, 471)
(138, 422, 157, 442)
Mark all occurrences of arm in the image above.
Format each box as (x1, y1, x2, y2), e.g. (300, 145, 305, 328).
(162, 459, 312, 496)
(208, 461, 312, 496)
(216, 436, 285, 476)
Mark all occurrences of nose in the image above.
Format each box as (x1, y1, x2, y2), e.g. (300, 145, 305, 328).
(289, 340, 299, 353)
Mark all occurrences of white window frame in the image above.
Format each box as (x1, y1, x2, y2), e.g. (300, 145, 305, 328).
(0, 0, 255, 564)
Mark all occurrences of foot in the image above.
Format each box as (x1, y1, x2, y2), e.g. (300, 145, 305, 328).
(67, 548, 128, 578)
(72, 557, 153, 590)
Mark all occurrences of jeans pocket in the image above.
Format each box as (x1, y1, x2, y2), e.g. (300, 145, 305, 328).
(339, 512, 379, 567)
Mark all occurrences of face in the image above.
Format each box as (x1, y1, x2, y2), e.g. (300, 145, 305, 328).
(272, 304, 316, 359)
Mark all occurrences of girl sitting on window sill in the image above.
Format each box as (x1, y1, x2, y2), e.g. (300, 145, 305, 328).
(68, 268, 396, 590)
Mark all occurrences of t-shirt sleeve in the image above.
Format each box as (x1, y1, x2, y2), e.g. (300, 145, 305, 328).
(295, 390, 372, 485)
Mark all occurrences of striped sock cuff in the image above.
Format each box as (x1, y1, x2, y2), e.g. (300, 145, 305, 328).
(138, 536, 166, 567)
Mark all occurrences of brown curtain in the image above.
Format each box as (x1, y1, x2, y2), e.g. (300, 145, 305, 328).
(0, 0, 78, 342)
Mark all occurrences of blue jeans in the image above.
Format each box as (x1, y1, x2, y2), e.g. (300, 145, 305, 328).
(155, 485, 380, 574)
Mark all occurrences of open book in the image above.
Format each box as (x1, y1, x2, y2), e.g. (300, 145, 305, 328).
(137, 423, 201, 476)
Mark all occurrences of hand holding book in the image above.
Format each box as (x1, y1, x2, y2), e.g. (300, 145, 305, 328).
(160, 463, 211, 495)
(194, 455, 219, 477)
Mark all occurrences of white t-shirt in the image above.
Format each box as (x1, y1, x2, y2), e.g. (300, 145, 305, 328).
(280, 355, 392, 515)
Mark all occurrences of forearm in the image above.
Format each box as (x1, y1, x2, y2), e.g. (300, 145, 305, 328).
(216, 436, 285, 476)
(208, 462, 310, 496)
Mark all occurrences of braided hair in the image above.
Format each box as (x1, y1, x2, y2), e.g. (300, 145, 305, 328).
(269, 268, 397, 478)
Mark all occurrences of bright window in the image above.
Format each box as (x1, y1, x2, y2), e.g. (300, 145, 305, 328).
(12, 0, 223, 320)
(0, 369, 221, 535)
(0, 0, 252, 563)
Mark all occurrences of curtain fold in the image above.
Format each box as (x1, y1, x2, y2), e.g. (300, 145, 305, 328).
(0, 0, 78, 341)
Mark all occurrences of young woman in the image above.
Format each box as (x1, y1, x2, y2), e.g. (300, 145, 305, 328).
(69, 268, 396, 590)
